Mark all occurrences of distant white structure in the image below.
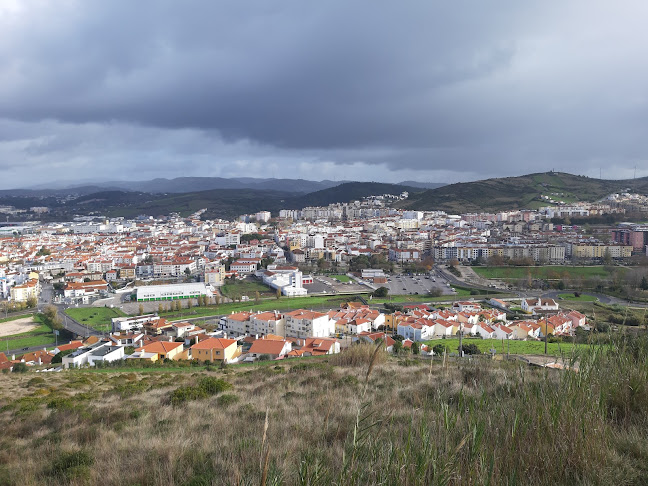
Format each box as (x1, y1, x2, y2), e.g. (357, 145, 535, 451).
(135, 282, 213, 302)
(259, 265, 308, 297)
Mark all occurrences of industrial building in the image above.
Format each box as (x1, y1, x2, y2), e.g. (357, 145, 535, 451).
(135, 282, 213, 302)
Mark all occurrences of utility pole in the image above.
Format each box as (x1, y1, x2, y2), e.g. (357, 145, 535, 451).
(544, 317, 548, 355)
(459, 322, 463, 358)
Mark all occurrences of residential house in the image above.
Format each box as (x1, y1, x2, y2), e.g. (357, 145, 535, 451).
(248, 338, 292, 359)
(191, 337, 241, 363)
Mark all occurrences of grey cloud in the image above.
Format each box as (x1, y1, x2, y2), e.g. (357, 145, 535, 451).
(1, 1, 648, 187)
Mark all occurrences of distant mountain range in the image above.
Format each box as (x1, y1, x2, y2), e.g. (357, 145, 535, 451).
(8, 176, 446, 196)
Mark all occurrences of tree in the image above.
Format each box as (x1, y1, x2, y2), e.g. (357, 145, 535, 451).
(158, 303, 164, 314)
(276, 288, 281, 299)
(640, 276, 648, 291)
(254, 291, 260, 304)
(26, 296, 37, 309)
(411, 342, 420, 355)
(393, 341, 403, 355)
(175, 300, 182, 312)
(214, 294, 220, 306)
(184, 268, 192, 277)
(372, 286, 388, 298)
(186, 299, 192, 309)
(603, 248, 613, 265)
(139, 303, 144, 315)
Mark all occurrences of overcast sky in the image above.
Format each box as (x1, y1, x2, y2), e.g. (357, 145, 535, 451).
(1, 1, 648, 189)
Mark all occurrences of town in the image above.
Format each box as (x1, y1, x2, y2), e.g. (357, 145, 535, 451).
(1, 188, 642, 372)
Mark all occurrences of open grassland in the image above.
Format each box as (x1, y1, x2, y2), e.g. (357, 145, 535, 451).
(1, 315, 56, 350)
(425, 337, 580, 357)
(473, 266, 614, 281)
(0, 337, 647, 485)
(65, 308, 127, 333)
(558, 293, 598, 302)
(330, 274, 351, 282)
(220, 279, 274, 299)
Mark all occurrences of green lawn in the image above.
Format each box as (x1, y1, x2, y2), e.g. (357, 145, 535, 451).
(425, 337, 582, 357)
(65, 307, 127, 332)
(1, 315, 57, 350)
(220, 279, 274, 299)
(473, 266, 614, 281)
(558, 293, 598, 302)
(330, 274, 351, 283)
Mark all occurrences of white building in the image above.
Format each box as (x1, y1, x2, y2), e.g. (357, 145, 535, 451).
(112, 314, 159, 333)
(62, 342, 125, 368)
(135, 282, 213, 302)
(284, 309, 334, 338)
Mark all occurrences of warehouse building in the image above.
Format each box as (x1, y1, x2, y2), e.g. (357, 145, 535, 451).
(135, 282, 213, 302)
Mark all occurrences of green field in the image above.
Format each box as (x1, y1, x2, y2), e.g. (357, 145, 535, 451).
(1, 315, 57, 350)
(425, 337, 581, 357)
(65, 307, 127, 332)
(473, 266, 614, 281)
(558, 293, 598, 302)
(331, 274, 351, 282)
(220, 279, 273, 299)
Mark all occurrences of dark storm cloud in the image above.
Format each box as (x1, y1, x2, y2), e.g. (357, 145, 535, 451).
(1, 0, 648, 187)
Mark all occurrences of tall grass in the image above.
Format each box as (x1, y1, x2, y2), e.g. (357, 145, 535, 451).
(0, 335, 646, 485)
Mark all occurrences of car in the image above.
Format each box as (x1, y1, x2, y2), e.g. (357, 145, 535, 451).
(403, 288, 407, 290)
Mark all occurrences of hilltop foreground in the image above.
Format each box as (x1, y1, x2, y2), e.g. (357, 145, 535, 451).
(0, 339, 647, 485)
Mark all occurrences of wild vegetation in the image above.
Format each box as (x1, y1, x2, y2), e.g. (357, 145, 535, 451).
(0, 337, 647, 485)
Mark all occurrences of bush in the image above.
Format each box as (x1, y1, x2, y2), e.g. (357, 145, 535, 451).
(459, 343, 481, 355)
(169, 377, 232, 406)
(432, 344, 448, 356)
(217, 394, 239, 407)
(51, 450, 94, 481)
(12, 363, 28, 373)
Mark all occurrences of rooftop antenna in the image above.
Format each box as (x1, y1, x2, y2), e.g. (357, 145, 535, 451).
(634, 165, 637, 179)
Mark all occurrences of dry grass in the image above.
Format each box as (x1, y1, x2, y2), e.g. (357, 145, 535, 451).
(0, 336, 647, 485)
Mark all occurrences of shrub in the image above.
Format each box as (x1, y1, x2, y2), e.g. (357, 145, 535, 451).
(459, 343, 481, 355)
(51, 450, 94, 481)
(12, 363, 28, 373)
(217, 394, 239, 407)
(169, 377, 232, 406)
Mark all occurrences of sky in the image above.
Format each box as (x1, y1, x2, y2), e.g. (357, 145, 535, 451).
(1, 1, 648, 189)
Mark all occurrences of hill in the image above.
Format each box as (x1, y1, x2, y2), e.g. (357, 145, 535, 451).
(20, 182, 422, 221)
(281, 182, 422, 209)
(0, 338, 646, 484)
(399, 171, 648, 213)
(22, 177, 346, 195)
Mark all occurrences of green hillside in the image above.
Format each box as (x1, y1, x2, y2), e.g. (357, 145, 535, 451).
(55, 182, 421, 220)
(399, 171, 648, 213)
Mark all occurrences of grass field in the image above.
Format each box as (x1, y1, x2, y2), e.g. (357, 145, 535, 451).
(425, 337, 581, 356)
(65, 307, 127, 332)
(330, 274, 351, 282)
(220, 279, 273, 299)
(1, 315, 56, 350)
(473, 266, 614, 281)
(558, 293, 598, 302)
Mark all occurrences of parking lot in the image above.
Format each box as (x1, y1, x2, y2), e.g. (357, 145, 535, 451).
(311, 275, 373, 294)
(381, 274, 456, 296)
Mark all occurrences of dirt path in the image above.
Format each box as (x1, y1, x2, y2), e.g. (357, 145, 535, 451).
(0, 317, 39, 337)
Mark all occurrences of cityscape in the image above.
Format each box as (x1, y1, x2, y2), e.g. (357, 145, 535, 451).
(2, 2, 648, 485)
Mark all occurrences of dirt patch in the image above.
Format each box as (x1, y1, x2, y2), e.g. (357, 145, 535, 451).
(0, 318, 40, 337)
